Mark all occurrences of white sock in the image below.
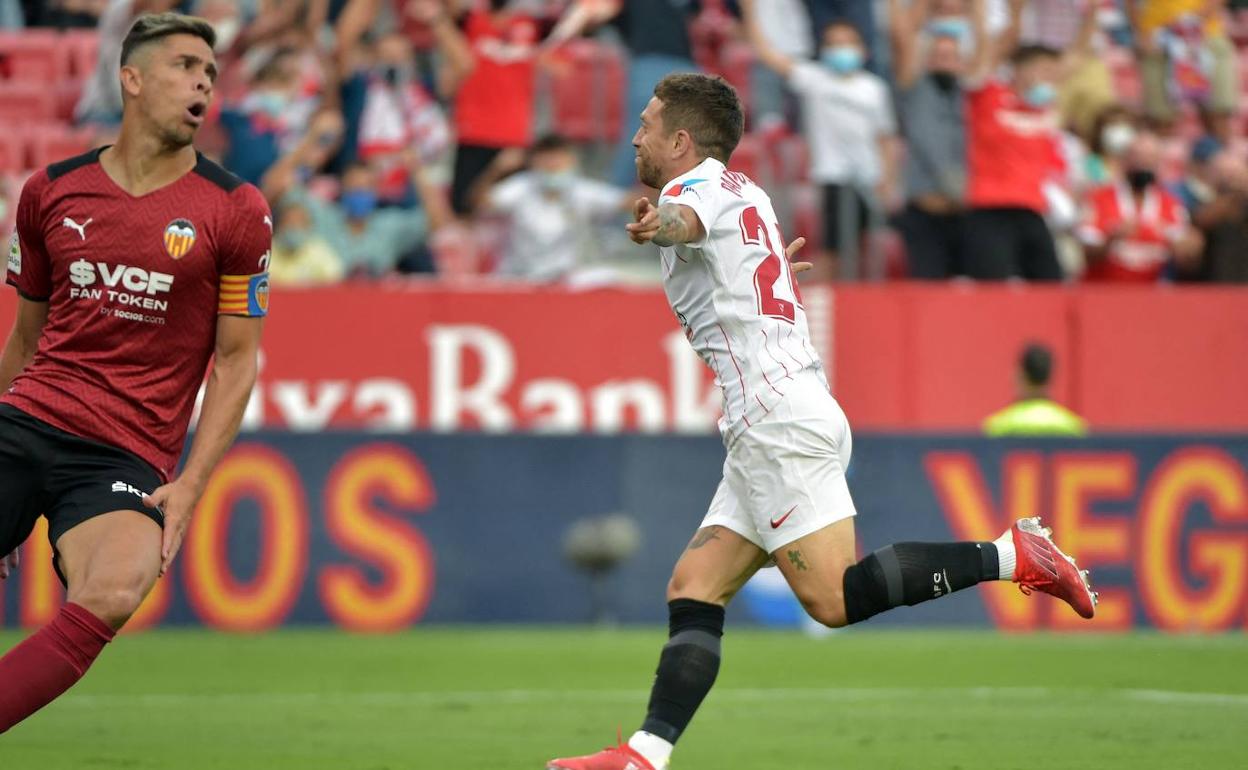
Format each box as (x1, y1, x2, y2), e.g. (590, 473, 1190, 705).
(628, 731, 673, 770)
(994, 533, 1017, 581)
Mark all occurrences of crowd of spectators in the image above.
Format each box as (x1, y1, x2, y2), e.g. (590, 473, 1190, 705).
(3, 0, 1248, 284)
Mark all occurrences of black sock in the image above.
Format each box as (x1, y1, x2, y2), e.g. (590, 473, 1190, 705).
(638, 599, 725, 744)
(842, 542, 999, 624)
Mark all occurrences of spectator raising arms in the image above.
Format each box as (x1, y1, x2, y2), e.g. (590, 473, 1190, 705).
(890, 0, 969, 279)
(434, 0, 543, 214)
(548, 0, 701, 188)
(1078, 130, 1203, 282)
(746, 5, 899, 279)
(356, 31, 452, 205)
(473, 135, 634, 282)
(961, 0, 1096, 281)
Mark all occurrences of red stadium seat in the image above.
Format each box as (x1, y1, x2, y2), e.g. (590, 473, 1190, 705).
(0, 131, 27, 175)
(54, 78, 85, 122)
(62, 29, 100, 80)
(791, 184, 822, 252)
(27, 125, 96, 169)
(0, 82, 56, 122)
(773, 133, 809, 185)
(688, 3, 736, 74)
(727, 131, 764, 182)
(718, 40, 754, 123)
(549, 40, 626, 143)
(0, 30, 62, 82)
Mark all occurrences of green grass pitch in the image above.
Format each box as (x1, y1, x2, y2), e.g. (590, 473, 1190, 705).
(2, 628, 1246, 769)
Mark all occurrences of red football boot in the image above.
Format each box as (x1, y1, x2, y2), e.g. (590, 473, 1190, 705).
(1007, 516, 1098, 619)
(547, 735, 658, 770)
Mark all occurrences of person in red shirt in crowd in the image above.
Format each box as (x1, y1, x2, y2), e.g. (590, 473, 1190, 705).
(0, 13, 269, 732)
(335, 0, 538, 213)
(1078, 130, 1203, 282)
(961, 0, 1095, 280)
(416, 0, 544, 213)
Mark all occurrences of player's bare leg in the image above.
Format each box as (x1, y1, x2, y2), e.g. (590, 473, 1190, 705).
(0, 511, 160, 733)
(776, 516, 1097, 628)
(771, 517, 859, 627)
(547, 525, 767, 770)
(58, 510, 162, 630)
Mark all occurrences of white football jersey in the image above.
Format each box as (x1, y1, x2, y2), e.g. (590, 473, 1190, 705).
(657, 157, 826, 439)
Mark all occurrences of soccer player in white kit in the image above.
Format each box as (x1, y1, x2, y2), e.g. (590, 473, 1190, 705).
(547, 74, 1097, 770)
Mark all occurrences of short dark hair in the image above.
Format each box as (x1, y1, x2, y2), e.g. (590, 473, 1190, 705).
(120, 12, 216, 67)
(532, 134, 572, 154)
(823, 19, 863, 42)
(1020, 343, 1053, 387)
(652, 73, 743, 164)
(1010, 44, 1060, 68)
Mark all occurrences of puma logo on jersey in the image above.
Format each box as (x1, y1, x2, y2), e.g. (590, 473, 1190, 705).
(62, 217, 93, 240)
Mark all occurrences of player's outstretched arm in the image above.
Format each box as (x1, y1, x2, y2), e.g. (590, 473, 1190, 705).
(0, 296, 48, 394)
(144, 315, 262, 575)
(626, 198, 706, 247)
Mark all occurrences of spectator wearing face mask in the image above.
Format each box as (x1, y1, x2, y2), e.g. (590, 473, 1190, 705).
(1083, 105, 1138, 186)
(221, 47, 307, 185)
(748, 12, 899, 278)
(1078, 130, 1203, 282)
(472, 134, 633, 282)
(291, 153, 453, 277)
(1172, 137, 1248, 283)
(269, 201, 346, 287)
(961, 0, 1096, 281)
(355, 31, 452, 206)
(1007, 0, 1117, 140)
(890, 0, 968, 279)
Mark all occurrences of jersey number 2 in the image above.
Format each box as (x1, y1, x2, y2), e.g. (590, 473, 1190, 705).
(740, 206, 800, 323)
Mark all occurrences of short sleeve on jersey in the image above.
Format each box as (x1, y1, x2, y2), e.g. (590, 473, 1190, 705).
(6, 173, 52, 301)
(217, 184, 272, 317)
(659, 166, 722, 250)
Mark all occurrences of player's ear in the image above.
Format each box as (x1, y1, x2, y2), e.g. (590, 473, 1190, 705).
(119, 63, 143, 99)
(672, 128, 694, 159)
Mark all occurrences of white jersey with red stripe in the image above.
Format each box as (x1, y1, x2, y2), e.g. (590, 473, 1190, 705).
(657, 157, 826, 440)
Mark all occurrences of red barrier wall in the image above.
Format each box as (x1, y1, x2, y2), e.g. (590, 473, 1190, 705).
(0, 282, 1244, 431)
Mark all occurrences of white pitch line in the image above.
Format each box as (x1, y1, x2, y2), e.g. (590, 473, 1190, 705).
(58, 687, 1248, 708)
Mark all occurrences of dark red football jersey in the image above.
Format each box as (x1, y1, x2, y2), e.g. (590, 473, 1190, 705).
(4, 148, 271, 480)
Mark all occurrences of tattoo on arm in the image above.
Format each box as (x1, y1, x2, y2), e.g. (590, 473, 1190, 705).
(688, 526, 723, 550)
(652, 204, 690, 247)
(787, 549, 809, 571)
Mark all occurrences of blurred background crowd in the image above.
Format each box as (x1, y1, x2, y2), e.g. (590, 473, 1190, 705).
(3, 0, 1248, 285)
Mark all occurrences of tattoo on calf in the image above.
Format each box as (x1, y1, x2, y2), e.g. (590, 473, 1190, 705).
(688, 526, 723, 550)
(787, 550, 809, 571)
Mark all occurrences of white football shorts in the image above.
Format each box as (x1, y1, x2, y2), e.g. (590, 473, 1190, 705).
(700, 371, 857, 554)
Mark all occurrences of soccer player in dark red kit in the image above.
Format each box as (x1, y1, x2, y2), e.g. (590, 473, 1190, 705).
(0, 13, 270, 732)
